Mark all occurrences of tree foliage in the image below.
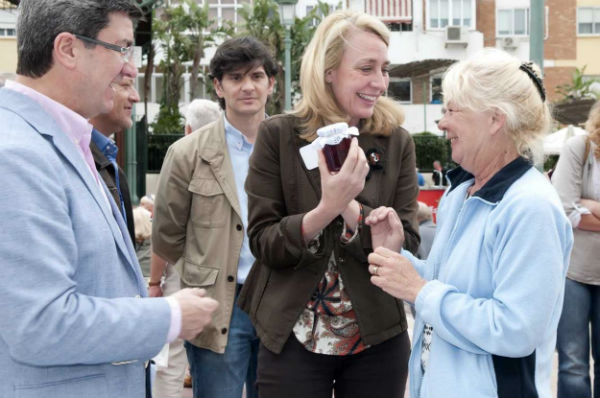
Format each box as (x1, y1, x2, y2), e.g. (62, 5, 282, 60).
(151, 0, 231, 134)
(150, 0, 333, 129)
(555, 66, 600, 102)
(238, 0, 335, 114)
(238, 0, 284, 114)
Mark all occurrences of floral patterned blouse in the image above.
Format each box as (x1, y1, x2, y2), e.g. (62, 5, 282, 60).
(292, 224, 368, 356)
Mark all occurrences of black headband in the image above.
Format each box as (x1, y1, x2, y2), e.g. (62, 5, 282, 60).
(519, 62, 546, 102)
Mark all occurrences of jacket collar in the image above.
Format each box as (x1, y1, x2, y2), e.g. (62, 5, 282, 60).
(198, 115, 227, 164)
(90, 141, 113, 170)
(91, 128, 118, 163)
(447, 156, 532, 203)
(197, 115, 242, 219)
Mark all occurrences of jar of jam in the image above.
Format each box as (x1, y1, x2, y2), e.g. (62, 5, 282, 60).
(322, 136, 352, 172)
(316, 123, 358, 172)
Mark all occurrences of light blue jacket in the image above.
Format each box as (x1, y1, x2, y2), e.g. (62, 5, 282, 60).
(405, 158, 573, 398)
(0, 88, 172, 398)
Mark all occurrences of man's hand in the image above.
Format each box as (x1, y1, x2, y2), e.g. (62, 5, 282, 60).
(171, 288, 219, 341)
(365, 206, 405, 252)
(148, 284, 163, 297)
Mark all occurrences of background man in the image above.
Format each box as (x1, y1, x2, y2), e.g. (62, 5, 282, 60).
(90, 71, 140, 243)
(152, 37, 277, 398)
(0, 1, 217, 397)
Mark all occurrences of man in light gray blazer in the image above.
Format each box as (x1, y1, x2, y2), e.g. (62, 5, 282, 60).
(0, 1, 217, 397)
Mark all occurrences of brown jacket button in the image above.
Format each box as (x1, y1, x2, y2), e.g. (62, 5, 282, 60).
(227, 275, 234, 282)
(221, 328, 228, 334)
(236, 224, 242, 231)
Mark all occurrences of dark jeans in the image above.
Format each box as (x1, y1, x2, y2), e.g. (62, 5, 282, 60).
(257, 331, 410, 398)
(185, 286, 259, 398)
(557, 278, 600, 398)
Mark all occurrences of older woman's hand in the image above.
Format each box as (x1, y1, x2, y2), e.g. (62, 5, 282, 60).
(368, 247, 426, 303)
(365, 206, 404, 251)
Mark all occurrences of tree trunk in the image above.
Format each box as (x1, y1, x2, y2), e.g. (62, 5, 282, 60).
(144, 43, 155, 114)
(190, 38, 204, 101)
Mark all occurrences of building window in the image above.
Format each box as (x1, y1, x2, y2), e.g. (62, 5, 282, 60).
(497, 8, 529, 36)
(0, 28, 16, 37)
(387, 22, 413, 32)
(388, 79, 411, 103)
(430, 76, 443, 104)
(428, 0, 473, 29)
(578, 7, 600, 35)
(201, 0, 248, 29)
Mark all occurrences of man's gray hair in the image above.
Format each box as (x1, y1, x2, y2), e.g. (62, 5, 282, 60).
(17, 0, 142, 78)
(185, 99, 222, 131)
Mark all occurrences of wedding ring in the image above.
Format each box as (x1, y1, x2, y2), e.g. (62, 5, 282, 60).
(373, 265, 379, 276)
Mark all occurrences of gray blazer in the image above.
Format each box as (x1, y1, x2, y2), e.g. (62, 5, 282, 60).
(552, 134, 600, 285)
(0, 88, 171, 398)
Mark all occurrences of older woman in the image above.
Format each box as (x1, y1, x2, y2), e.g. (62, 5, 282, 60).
(366, 48, 573, 398)
(238, 10, 419, 398)
(552, 101, 600, 398)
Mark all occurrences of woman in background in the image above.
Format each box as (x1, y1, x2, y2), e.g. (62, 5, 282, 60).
(552, 100, 600, 398)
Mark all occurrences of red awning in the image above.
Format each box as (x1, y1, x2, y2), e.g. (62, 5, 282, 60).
(365, 0, 412, 23)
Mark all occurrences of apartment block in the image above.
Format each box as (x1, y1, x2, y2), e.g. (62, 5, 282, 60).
(0, 1, 17, 79)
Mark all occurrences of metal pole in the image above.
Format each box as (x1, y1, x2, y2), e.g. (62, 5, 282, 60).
(126, 107, 139, 204)
(423, 79, 427, 132)
(530, 0, 544, 72)
(284, 26, 292, 111)
(530, 0, 545, 171)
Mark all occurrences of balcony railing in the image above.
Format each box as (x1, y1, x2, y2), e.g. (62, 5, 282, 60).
(365, 0, 412, 23)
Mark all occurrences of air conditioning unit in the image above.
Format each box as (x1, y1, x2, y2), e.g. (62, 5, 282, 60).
(501, 36, 517, 50)
(445, 26, 468, 48)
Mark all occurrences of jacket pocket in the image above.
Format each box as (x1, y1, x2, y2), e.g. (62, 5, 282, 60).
(180, 260, 219, 287)
(188, 178, 227, 228)
(14, 374, 107, 398)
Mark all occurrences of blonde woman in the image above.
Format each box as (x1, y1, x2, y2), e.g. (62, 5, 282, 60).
(238, 10, 419, 398)
(366, 49, 574, 397)
(552, 101, 600, 398)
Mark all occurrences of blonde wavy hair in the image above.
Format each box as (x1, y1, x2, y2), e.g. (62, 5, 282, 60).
(584, 100, 600, 159)
(442, 48, 551, 165)
(293, 10, 404, 141)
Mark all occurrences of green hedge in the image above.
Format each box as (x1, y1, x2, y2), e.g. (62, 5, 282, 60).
(147, 131, 457, 174)
(412, 132, 453, 171)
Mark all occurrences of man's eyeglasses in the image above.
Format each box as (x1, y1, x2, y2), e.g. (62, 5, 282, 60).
(74, 34, 134, 63)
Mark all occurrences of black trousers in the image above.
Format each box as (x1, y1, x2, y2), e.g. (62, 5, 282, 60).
(257, 331, 410, 398)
